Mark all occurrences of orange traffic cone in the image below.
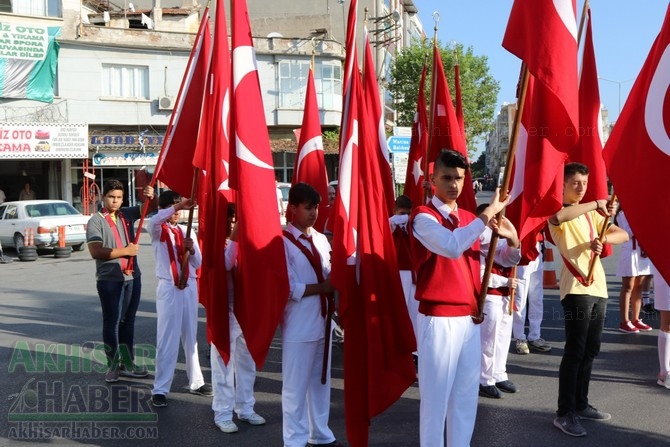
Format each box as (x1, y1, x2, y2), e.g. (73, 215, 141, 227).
(58, 226, 66, 248)
(26, 227, 35, 246)
(543, 244, 559, 289)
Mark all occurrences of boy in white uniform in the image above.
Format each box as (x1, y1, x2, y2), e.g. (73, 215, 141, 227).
(211, 203, 266, 433)
(282, 182, 341, 447)
(477, 204, 521, 399)
(149, 190, 211, 407)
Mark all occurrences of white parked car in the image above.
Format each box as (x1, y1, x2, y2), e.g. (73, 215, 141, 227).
(0, 200, 91, 251)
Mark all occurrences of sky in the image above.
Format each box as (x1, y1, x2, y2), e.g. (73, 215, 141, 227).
(416, 0, 669, 153)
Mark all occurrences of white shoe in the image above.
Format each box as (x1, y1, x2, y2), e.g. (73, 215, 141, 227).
(658, 372, 670, 390)
(515, 339, 530, 355)
(238, 412, 266, 425)
(216, 420, 239, 433)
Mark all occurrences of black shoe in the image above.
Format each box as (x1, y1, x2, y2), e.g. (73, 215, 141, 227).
(643, 303, 656, 314)
(479, 384, 502, 399)
(306, 442, 344, 447)
(496, 380, 518, 393)
(190, 383, 214, 397)
(151, 394, 167, 407)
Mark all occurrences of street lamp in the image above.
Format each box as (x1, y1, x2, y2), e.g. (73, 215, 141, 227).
(598, 76, 634, 117)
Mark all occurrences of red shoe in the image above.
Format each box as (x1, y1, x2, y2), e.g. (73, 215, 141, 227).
(618, 321, 640, 334)
(632, 319, 653, 332)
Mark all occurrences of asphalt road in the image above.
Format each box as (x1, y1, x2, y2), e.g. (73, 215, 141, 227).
(0, 222, 668, 446)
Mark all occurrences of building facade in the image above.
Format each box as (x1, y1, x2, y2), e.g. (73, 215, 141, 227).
(0, 0, 422, 211)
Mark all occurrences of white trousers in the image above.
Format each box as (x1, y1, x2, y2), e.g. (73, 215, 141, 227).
(210, 311, 257, 422)
(152, 278, 205, 395)
(480, 295, 513, 385)
(513, 257, 544, 342)
(399, 270, 419, 348)
(282, 338, 335, 447)
(418, 314, 480, 447)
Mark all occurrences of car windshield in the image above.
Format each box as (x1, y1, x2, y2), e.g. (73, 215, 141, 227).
(25, 202, 80, 217)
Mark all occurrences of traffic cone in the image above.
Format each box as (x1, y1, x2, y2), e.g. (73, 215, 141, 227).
(58, 226, 66, 248)
(26, 228, 35, 246)
(543, 243, 559, 289)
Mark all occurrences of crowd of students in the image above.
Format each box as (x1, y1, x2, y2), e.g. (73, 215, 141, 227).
(84, 150, 667, 446)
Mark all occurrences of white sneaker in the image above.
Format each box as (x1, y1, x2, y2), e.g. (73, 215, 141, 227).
(658, 372, 670, 390)
(216, 420, 239, 433)
(515, 339, 530, 355)
(238, 412, 266, 425)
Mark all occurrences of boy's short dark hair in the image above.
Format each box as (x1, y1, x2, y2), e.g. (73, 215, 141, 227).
(434, 149, 470, 172)
(102, 179, 125, 196)
(288, 182, 321, 206)
(158, 190, 181, 209)
(564, 162, 589, 178)
(395, 195, 412, 210)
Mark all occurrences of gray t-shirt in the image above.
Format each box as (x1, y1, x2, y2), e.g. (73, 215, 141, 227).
(86, 206, 142, 282)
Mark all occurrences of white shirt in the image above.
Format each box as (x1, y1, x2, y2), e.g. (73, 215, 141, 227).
(412, 195, 486, 259)
(149, 206, 202, 282)
(479, 226, 521, 288)
(282, 223, 332, 342)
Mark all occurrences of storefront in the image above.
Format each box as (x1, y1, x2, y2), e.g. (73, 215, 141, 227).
(70, 129, 165, 213)
(0, 123, 88, 203)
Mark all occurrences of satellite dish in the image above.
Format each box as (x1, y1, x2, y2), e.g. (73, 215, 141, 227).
(392, 9, 401, 23)
(129, 3, 135, 12)
(103, 11, 110, 23)
(267, 32, 283, 38)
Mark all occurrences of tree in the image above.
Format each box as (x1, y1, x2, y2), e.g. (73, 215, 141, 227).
(389, 40, 499, 157)
(470, 152, 487, 178)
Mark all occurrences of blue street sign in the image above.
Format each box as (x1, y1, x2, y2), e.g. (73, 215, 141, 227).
(387, 135, 411, 153)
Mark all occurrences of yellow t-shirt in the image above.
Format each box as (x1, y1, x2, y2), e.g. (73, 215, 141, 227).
(549, 210, 608, 300)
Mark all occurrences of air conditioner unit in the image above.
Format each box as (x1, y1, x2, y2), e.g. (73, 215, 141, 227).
(158, 96, 174, 111)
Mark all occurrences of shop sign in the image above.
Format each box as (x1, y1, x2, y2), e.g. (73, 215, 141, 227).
(92, 151, 159, 166)
(0, 123, 88, 159)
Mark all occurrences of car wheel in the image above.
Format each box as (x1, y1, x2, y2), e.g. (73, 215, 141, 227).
(54, 247, 72, 258)
(72, 243, 85, 252)
(13, 233, 25, 250)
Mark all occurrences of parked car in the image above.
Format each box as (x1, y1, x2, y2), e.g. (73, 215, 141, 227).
(277, 181, 291, 213)
(0, 200, 91, 251)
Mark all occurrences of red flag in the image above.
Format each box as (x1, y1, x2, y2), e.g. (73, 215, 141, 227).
(363, 26, 395, 215)
(330, 0, 360, 294)
(342, 55, 417, 447)
(503, 0, 579, 256)
(428, 44, 476, 212)
(570, 8, 608, 203)
(192, 3, 232, 363)
(503, 0, 579, 130)
(403, 63, 428, 208)
(293, 68, 329, 231)
(228, 0, 290, 368)
(454, 61, 465, 134)
(153, 10, 211, 197)
(603, 4, 670, 284)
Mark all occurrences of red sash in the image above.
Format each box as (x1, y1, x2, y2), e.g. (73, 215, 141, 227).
(161, 223, 189, 289)
(283, 230, 328, 317)
(560, 212, 596, 287)
(101, 209, 132, 275)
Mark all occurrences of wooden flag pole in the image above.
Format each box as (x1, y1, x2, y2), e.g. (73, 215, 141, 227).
(585, 193, 617, 284)
(178, 167, 200, 289)
(423, 12, 440, 203)
(477, 64, 529, 322)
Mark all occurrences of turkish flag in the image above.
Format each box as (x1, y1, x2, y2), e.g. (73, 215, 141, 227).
(504, 0, 579, 257)
(330, 0, 360, 295)
(191, 3, 232, 363)
(292, 68, 329, 231)
(228, 0, 290, 368)
(154, 10, 210, 197)
(363, 27, 395, 215)
(342, 67, 417, 447)
(503, 0, 579, 131)
(428, 44, 476, 213)
(603, 4, 670, 284)
(570, 8, 609, 203)
(403, 63, 428, 208)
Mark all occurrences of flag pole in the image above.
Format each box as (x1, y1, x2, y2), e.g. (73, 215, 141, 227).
(424, 12, 440, 203)
(577, 0, 590, 45)
(178, 167, 200, 289)
(477, 63, 529, 322)
(585, 193, 617, 283)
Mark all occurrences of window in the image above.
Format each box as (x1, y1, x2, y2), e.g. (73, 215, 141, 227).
(277, 60, 342, 111)
(102, 64, 149, 100)
(0, 0, 61, 17)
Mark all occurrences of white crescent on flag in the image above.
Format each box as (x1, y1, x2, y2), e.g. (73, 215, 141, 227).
(296, 136, 324, 171)
(645, 44, 670, 156)
(235, 135, 274, 170)
(233, 46, 257, 92)
(552, 0, 578, 42)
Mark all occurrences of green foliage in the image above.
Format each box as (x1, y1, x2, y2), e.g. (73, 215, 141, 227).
(323, 129, 340, 142)
(389, 39, 500, 158)
(470, 152, 487, 178)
